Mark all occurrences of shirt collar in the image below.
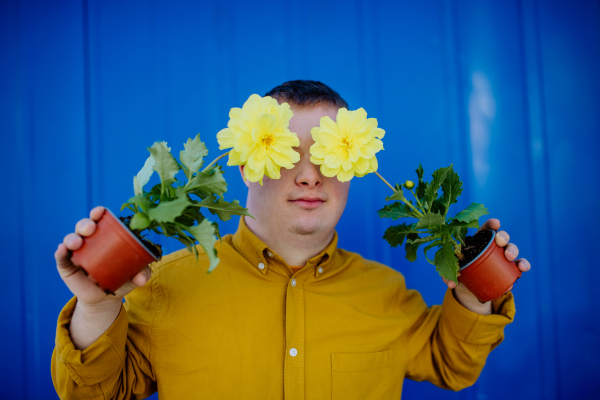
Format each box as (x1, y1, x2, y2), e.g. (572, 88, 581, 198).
(231, 216, 338, 277)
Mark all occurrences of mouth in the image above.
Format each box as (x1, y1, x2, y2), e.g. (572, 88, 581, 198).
(289, 198, 325, 209)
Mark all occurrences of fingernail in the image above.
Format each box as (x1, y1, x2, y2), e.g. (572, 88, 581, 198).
(507, 251, 515, 258)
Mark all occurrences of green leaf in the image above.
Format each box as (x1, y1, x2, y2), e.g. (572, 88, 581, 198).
(451, 227, 469, 242)
(415, 212, 445, 229)
(378, 202, 420, 220)
(441, 165, 462, 211)
(405, 233, 423, 262)
(424, 166, 451, 209)
(173, 225, 196, 253)
(385, 187, 406, 202)
(212, 221, 221, 241)
(434, 242, 459, 284)
(129, 212, 151, 231)
(413, 164, 427, 205)
(134, 155, 155, 196)
(187, 167, 228, 199)
(453, 203, 489, 224)
(148, 196, 191, 223)
(180, 134, 208, 182)
(175, 207, 206, 227)
(448, 219, 480, 229)
(124, 195, 154, 213)
(195, 195, 252, 222)
(430, 199, 447, 215)
(173, 235, 194, 254)
(383, 223, 415, 248)
(416, 163, 424, 182)
(148, 142, 180, 191)
(187, 219, 220, 272)
(423, 240, 443, 265)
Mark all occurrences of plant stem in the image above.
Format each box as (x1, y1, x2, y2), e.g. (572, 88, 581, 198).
(375, 171, 424, 217)
(410, 188, 424, 210)
(202, 150, 231, 173)
(374, 171, 397, 192)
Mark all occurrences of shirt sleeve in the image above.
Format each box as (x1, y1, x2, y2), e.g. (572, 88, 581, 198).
(51, 268, 161, 400)
(403, 286, 516, 391)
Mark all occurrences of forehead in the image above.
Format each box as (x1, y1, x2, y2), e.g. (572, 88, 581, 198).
(288, 104, 339, 143)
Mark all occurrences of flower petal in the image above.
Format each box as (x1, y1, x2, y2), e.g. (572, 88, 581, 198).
(325, 152, 344, 169)
(337, 168, 355, 182)
(353, 157, 369, 175)
(320, 164, 339, 177)
(217, 128, 235, 150)
(227, 149, 243, 166)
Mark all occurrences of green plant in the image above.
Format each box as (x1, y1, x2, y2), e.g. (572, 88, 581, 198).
(121, 134, 252, 272)
(378, 164, 489, 284)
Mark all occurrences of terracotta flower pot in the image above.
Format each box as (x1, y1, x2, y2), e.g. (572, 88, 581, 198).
(457, 230, 521, 302)
(71, 208, 158, 294)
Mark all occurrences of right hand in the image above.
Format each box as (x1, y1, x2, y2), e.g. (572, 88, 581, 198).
(55, 206, 152, 309)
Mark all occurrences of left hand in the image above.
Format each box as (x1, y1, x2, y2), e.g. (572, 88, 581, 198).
(442, 218, 531, 300)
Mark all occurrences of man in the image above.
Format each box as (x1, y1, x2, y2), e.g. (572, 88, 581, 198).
(52, 80, 530, 399)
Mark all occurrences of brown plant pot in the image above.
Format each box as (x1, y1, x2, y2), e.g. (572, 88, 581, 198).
(71, 208, 158, 294)
(457, 230, 521, 302)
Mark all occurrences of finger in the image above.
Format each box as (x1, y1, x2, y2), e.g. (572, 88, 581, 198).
(75, 218, 97, 237)
(504, 243, 519, 261)
(479, 218, 500, 232)
(442, 276, 457, 289)
(131, 266, 152, 287)
(516, 258, 531, 272)
(495, 230, 510, 247)
(63, 233, 83, 251)
(90, 206, 106, 221)
(507, 284, 513, 292)
(55, 243, 76, 272)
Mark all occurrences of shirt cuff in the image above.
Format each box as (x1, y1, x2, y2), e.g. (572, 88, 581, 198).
(54, 296, 129, 386)
(439, 288, 516, 345)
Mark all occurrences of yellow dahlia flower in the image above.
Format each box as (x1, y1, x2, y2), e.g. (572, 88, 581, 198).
(310, 108, 385, 182)
(216, 94, 300, 185)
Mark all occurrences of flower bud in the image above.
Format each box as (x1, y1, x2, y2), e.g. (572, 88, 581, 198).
(404, 180, 415, 189)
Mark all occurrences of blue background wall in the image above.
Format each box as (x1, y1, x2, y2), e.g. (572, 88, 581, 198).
(1, 0, 599, 399)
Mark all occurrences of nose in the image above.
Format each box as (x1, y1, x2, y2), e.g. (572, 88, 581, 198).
(295, 157, 323, 187)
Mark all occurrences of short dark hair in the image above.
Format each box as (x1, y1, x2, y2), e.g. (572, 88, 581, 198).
(264, 80, 348, 109)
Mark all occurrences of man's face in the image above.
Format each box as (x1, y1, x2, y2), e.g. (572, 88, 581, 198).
(241, 104, 350, 237)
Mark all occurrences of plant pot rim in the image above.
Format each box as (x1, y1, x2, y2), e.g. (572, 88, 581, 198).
(105, 207, 159, 262)
(459, 229, 495, 271)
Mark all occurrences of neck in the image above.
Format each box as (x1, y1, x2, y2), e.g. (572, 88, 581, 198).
(244, 216, 334, 267)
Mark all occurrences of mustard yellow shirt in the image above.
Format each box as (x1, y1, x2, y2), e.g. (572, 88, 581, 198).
(51, 216, 515, 399)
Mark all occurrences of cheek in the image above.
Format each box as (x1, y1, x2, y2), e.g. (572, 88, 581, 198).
(329, 181, 351, 205)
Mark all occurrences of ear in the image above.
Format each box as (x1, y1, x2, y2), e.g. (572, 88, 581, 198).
(239, 165, 250, 188)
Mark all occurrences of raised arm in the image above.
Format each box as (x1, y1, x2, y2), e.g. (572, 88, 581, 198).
(51, 206, 158, 399)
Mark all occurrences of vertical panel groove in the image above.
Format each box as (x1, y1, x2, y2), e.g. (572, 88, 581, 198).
(14, 0, 28, 395)
(515, 1, 548, 397)
(531, 0, 562, 396)
(83, 0, 92, 211)
(448, 0, 471, 202)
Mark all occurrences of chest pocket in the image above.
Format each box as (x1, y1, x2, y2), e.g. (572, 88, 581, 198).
(331, 349, 401, 400)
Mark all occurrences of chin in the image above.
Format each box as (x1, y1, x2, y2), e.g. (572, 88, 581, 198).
(289, 216, 325, 236)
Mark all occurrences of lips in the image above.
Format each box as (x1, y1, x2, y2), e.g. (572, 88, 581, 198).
(289, 197, 325, 209)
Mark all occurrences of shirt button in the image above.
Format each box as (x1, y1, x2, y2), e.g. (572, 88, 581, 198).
(258, 263, 265, 270)
(291, 279, 297, 287)
(289, 348, 298, 357)
(317, 267, 323, 273)
(267, 251, 273, 258)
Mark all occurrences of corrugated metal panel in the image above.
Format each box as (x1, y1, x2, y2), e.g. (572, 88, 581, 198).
(1, 0, 598, 398)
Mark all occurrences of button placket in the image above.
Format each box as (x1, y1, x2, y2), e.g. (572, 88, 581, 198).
(284, 267, 305, 399)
